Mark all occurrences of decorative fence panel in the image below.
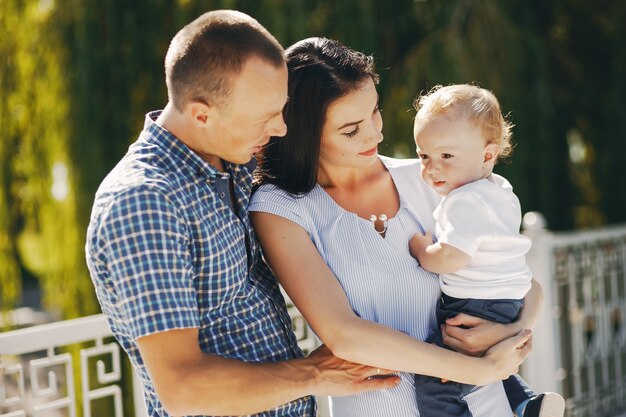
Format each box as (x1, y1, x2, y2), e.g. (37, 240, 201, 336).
(0, 315, 146, 417)
(522, 213, 626, 417)
(1, 299, 323, 417)
(5, 214, 626, 417)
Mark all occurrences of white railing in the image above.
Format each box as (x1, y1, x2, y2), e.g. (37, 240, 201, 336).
(0, 314, 148, 417)
(522, 212, 626, 417)
(0, 300, 323, 417)
(4, 214, 626, 417)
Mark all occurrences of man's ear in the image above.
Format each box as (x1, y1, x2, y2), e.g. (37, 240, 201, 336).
(483, 143, 500, 167)
(187, 100, 212, 126)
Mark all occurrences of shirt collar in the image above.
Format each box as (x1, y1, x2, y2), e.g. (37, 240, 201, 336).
(141, 110, 256, 181)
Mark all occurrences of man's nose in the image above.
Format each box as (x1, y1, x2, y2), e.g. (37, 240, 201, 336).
(269, 115, 287, 138)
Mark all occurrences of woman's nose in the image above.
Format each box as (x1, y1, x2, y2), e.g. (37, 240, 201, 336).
(368, 121, 383, 144)
(369, 111, 383, 144)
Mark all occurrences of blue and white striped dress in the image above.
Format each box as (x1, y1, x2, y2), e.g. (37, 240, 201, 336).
(249, 156, 513, 417)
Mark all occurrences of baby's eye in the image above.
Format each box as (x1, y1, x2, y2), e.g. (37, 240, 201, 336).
(442, 153, 453, 159)
(343, 125, 360, 138)
(418, 154, 429, 160)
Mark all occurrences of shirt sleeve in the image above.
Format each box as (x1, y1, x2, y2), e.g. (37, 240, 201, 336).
(249, 185, 308, 231)
(98, 187, 199, 340)
(436, 192, 493, 258)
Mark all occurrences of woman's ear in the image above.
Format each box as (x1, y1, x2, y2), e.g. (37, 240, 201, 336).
(483, 143, 500, 167)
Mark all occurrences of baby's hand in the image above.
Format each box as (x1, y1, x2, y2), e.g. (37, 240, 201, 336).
(409, 231, 434, 261)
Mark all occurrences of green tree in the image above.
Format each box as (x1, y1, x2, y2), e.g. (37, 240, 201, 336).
(3, 0, 626, 317)
(1, 0, 90, 318)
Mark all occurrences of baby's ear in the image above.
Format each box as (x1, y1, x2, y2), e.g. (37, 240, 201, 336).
(483, 143, 500, 166)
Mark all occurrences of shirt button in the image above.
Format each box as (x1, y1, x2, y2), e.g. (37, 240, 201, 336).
(220, 192, 226, 198)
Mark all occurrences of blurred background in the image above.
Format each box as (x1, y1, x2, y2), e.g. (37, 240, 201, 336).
(1, 0, 626, 322)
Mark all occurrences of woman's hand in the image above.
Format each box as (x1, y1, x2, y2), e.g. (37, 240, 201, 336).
(441, 313, 517, 357)
(441, 279, 544, 357)
(478, 329, 533, 385)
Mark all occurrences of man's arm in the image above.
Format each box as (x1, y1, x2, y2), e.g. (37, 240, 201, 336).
(137, 329, 398, 416)
(409, 231, 472, 274)
(97, 189, 397, 415)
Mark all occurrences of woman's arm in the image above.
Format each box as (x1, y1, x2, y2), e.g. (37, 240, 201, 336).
(251, 212, 532, 386)
(441, 278, 543, 357)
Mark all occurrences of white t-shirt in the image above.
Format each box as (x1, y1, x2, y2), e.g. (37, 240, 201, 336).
(435, 173, 532, 300)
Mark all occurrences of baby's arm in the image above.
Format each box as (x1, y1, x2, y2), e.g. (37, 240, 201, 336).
(409, 231, 471, 274)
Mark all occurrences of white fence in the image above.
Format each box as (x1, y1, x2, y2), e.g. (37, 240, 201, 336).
(522, 212, 626, 417)
(0, 315, 147, 417)
(0, 300, 323, 417)
(2, 214, 626, 417)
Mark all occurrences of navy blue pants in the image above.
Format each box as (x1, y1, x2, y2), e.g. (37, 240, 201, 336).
(414, 294, 534, 417)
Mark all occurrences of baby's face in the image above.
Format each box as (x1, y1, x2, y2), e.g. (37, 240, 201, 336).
(414, 116, 493, 196)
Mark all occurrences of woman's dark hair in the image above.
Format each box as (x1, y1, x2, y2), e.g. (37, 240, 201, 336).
(254, 37, 379, 194)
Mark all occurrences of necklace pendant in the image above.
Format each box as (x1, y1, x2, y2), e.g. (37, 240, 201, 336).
(369, 214, 388, 236)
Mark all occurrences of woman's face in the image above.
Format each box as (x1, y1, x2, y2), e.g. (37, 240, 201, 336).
(319, 78, 383, 170)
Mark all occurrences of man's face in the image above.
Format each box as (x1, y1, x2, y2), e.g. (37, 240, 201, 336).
(209, 57, 288, 165)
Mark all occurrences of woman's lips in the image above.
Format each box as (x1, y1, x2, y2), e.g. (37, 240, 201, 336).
(359, 146, 378, 156)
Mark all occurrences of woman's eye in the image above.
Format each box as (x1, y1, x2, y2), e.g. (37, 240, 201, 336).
(442, 153, 453, 159)
(374, 104, 382, 114)
(343, 125, 360, 138)
(419, 154, 429, 160)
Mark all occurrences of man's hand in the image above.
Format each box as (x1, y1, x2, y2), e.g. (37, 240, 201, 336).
(441, 313, 516, 357)
(307, 345, 400, 396)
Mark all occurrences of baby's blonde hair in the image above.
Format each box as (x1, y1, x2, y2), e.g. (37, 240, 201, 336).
(413, 84, 513, 160)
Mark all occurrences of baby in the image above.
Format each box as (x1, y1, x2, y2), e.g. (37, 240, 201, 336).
(409, 84, 564, 417)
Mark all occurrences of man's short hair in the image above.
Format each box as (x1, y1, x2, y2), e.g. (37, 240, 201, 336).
(165, 10, 285, 112)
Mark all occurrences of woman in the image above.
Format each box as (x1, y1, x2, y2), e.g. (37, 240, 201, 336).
(250, 37, 539, 417)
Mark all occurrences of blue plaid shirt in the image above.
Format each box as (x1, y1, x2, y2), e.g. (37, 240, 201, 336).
(86, 111, 315, 417)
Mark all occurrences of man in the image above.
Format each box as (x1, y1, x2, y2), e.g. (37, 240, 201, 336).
(85, 10, 398, 417)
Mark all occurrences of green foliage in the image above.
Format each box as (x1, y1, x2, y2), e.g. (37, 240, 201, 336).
(0, 1, 22, 315)
(1, 0, 626, 317)
(1, 0, 91, 317)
